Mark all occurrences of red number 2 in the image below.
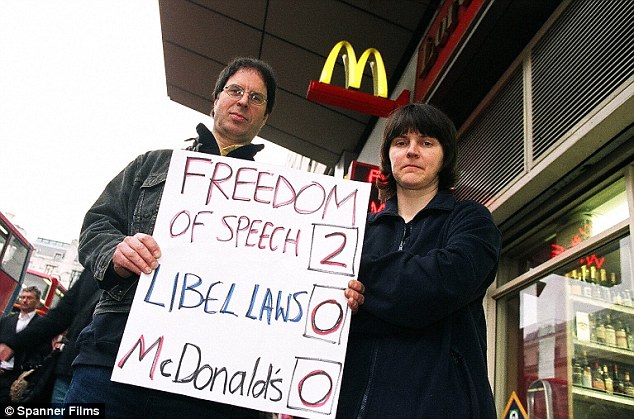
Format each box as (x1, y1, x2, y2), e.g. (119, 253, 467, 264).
(320, 232, 347, 268)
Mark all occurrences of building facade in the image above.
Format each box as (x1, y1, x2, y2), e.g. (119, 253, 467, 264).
(28, 237, 83, 289)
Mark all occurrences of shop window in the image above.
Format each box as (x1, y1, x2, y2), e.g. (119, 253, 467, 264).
(495, 172, 633, 417)
(499, 234, 633, 418)
(507, 178, 627, 276)
(500, 236, 634, 418)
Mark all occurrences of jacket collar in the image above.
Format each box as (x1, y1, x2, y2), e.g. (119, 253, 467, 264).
(370, 190, 456, 222)
(186, 123, 264, 160)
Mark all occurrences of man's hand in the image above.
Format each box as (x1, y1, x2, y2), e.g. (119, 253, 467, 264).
(112, 233, 162, 278)
(0, 343, 15, 361)
(345, 280, 365, 314)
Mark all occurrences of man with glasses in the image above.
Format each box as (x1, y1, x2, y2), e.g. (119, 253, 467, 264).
(0, 286, 50, 402)
(64, 58, 277, 418)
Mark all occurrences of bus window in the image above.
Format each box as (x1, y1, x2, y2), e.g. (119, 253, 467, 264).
(0, 212, 34, 316)
(0, 223, 6, 251)
(2, 235, 30, 280)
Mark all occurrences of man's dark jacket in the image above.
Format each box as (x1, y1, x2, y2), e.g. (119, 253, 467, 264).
(5, 269, 101, 378)
(73, 124, 263, 416)
(0, 313, 50, 371)
(74, 124, 264, 368)
(336, 191, 501, 418)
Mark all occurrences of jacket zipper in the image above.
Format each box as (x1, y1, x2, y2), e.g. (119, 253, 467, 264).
(450, 349, 479, 418)
(398, 222, 411, 251)
(357, 343, 379, 419)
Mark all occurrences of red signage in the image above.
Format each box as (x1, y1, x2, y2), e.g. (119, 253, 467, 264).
(307, 81, 409, 118)
(415, 0, 487, 101)
(307, 41, 410, 117)
(349, 161, 384, 213)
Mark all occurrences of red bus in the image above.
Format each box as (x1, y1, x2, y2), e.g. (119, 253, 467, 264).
(20, 269, 67, 314)
(0, 211, 35, 316)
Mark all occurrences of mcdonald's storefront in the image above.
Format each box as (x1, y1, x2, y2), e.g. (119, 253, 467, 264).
(157, 0, 633, 416)
(349, 0, 634, 417)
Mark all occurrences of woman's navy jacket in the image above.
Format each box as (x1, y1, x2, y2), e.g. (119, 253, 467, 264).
(337, 190, 501, 418)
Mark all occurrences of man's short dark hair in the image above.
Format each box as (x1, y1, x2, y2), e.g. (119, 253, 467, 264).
(22, 285, 42, 301)
(212, 57, 277, 115)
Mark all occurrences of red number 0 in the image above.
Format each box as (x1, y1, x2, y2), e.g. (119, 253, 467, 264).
(320, 232, 347, 268)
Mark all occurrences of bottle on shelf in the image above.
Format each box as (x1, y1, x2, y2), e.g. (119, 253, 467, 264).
(624, 370, 634, 397)
(600, 268, 608, 286)
(576, 351, 590, 386)
(613, 363, 625, 395)
(595, 314, 606, 344)
(593, 362, 606, 391)
(581, 265, 593, 298)
(583, 365, 593, 388)
(605, 314, 617, 347)
(626, 325, 634, 350)
(603, 364, 614, 394)
(580, 265, 588, 281)
(600, 268, 613, 302)
(601, 273, 613, 302)
(615, 320, 629, 349)
(610, 271, 620, 287)
(575, 311, 591, 341)
(572, 359, 583, 386)
(578, 351, 589, 369)
(582, 365, 592, 388)
(593, 268, 604, 300)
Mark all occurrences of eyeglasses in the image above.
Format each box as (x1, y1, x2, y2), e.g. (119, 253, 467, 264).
(223, 84, 267, 106)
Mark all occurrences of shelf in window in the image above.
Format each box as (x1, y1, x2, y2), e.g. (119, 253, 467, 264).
(574, 339, 634, 364)
(571, 294, 634, 315)
(572, 385, 634, 408)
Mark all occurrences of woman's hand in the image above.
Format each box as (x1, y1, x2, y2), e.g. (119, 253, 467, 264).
(345, 280, 365, 314)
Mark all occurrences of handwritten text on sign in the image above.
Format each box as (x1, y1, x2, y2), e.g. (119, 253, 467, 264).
(112, 150, 371, 418)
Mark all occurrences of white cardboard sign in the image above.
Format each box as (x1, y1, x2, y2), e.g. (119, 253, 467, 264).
(112, 150, 371, 418)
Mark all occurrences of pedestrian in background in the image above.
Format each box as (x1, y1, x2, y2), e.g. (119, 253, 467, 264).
(0, 286, 50, 402)
(0, 269, 101, 405)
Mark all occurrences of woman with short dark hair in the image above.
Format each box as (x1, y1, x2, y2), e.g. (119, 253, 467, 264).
(340, 103, 501, 418)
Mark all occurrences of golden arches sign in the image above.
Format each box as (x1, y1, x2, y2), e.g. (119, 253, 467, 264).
(318, 40, 388, 98)
(306, 40, 409, 117)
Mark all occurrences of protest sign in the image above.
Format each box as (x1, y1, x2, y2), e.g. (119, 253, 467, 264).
(112, 149, 371, 418)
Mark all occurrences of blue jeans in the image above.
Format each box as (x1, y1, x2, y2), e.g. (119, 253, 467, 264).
(64, 366, 261, 419)
(51, 376, 71, 419)
(51, 375, 71, 404)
